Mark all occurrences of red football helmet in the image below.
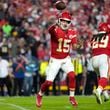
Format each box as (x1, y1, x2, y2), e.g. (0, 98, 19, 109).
(59, 11, 72, 21)
(58, 11, 72, 30)
(98, 22, 110, 33)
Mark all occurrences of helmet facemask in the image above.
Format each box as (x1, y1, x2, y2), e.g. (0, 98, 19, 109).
(59, 18, 71, 30)
(58, 11, 72, 30)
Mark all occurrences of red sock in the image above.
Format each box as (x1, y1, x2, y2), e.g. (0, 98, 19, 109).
(67, 71, 76, 90)
(41, 80, 53, 93)
(98, 77, 108, 89)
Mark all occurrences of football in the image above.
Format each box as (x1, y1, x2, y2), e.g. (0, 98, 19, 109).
(55, 1, 66, 10)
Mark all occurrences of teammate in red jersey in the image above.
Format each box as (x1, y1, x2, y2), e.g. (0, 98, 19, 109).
(36, 11, 81, 108)
(91, 22, 110, 104)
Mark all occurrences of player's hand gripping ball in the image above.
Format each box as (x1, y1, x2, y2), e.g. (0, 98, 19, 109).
(55, 1, 66, 10)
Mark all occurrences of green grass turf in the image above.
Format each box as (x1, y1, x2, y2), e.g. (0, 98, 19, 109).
(0, 95, 109, 110)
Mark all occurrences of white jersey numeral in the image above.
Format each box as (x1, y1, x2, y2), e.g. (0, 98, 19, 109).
(92, 36, 109, 49)
(56, 38, 71, 53)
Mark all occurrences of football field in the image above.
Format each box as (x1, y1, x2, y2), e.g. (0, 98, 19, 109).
(0, 95, 109, 110)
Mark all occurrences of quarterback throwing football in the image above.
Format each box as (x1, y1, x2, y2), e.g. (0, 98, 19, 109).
(36, 11, 81, 108)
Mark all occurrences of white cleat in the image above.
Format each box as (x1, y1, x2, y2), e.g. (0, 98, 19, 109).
(104, 97, 109, 102)
(103, 90, 110, 102)
(93, 89, 102, 104)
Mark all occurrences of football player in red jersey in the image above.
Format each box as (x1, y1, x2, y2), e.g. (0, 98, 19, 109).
(36, 11, 81, 108)
(91, 22, 110, 104)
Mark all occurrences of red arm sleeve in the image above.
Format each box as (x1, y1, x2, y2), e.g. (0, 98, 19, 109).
(71, 30, 78, 44)
(48, 24, 56, 35)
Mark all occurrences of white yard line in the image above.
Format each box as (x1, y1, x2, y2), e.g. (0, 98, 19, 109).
(0, 102, 30, 110)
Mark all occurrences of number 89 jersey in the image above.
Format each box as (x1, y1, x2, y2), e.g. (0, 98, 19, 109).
(91, 33, 110, 56)
(48, 24, 78, 59)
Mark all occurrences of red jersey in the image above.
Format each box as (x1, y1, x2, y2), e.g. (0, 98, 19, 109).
(48, 24, 78, 59)
(91, 33, 110, 56)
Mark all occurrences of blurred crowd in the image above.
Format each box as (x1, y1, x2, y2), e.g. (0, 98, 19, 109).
(0, 0, 110, 96)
